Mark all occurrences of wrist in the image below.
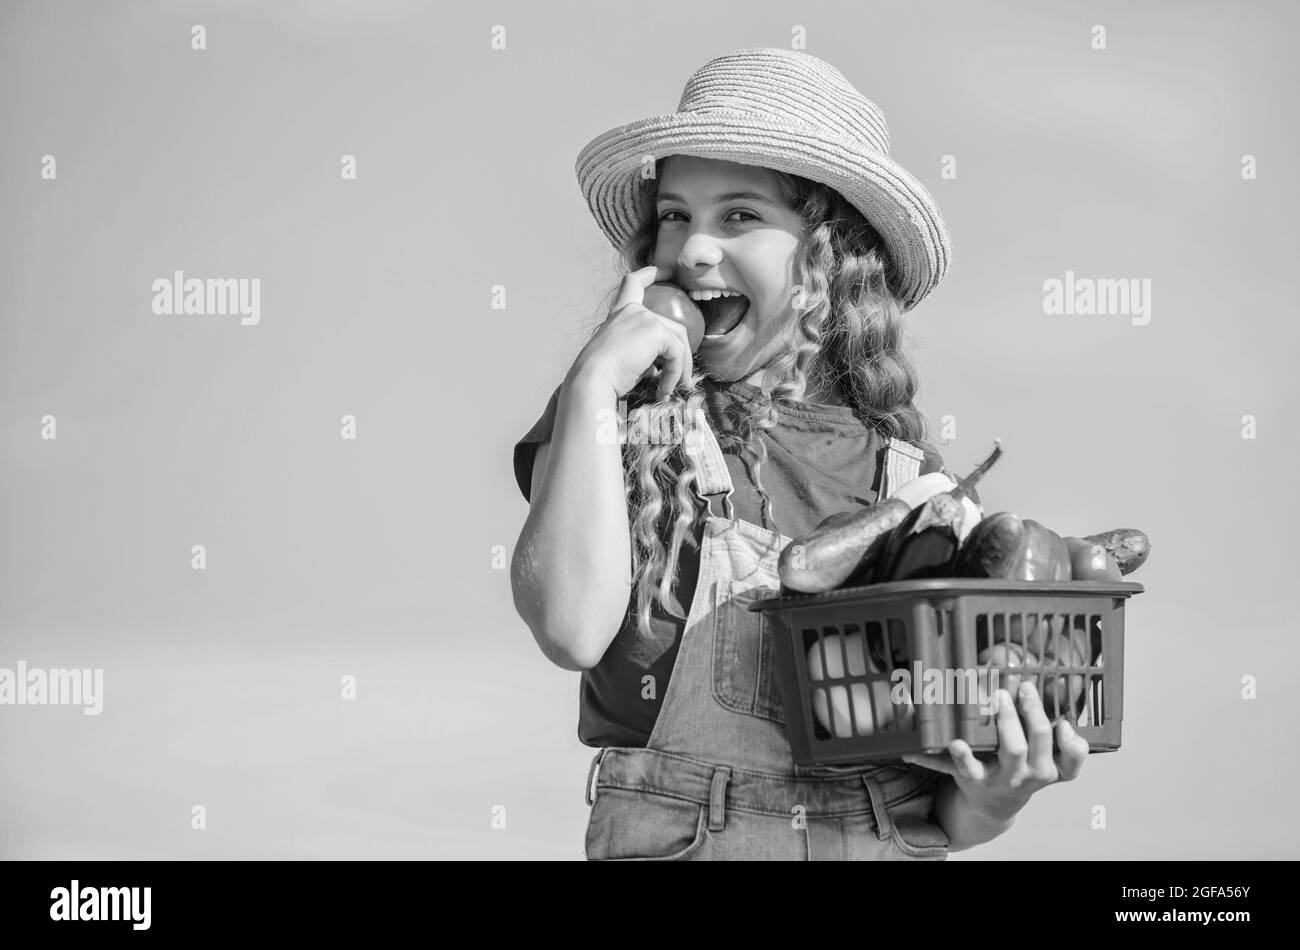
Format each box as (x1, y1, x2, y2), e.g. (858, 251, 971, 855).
(935, 777, 1018, 852)
(565, 360, 619, 404)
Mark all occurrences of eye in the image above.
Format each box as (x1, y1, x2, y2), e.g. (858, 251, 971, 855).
(657, 209, 761, 224)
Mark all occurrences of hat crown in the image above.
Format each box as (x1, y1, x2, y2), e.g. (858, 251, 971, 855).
(676, 48, 891, 156)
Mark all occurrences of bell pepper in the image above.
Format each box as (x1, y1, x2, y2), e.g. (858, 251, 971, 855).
(954, 512, 1072, 581)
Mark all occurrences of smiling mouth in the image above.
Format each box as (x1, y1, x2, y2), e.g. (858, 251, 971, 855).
(698, 294, 750, 340)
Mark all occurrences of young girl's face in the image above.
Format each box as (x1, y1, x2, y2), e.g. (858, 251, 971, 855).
(653, 156, 804, 384)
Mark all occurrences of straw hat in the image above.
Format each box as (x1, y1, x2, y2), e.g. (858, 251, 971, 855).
(575, 47, 951, 312)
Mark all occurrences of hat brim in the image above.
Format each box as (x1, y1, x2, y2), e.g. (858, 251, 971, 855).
(575, 112, 951, 312)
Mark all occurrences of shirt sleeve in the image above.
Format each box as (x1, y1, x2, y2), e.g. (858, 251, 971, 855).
(513, 384, 563, 503)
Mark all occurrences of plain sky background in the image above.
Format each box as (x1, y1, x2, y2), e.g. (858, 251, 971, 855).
(2, 0, 1297, 860)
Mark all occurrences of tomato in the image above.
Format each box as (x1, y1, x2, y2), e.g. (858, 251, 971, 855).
(1031, 635, 1088, 718)
(642, 283, 706, 352)
(1063, 536, 1123, 581)
(981, 613, 1089, 667)
(979, 616, 1089, 717)
(976, 642, 1035, 699)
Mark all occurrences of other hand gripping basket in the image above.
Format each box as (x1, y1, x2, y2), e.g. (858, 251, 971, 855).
(748, 578, 1144, 767)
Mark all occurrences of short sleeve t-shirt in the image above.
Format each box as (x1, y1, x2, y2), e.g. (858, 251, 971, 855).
(512, 377, 971, 749)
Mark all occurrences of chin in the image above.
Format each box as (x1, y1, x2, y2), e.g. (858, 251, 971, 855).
(698, 321, 763, 382)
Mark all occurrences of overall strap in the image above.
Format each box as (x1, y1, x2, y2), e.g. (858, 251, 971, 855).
(879, 437, 926, 500)
(681, 400, 735, 519)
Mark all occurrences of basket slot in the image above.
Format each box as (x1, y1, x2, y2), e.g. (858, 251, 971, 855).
(1082, 673, 1104, 727)
(810, 687, 830, 739)
(884, 617, 906, 671)
(862, 620, 885, 674)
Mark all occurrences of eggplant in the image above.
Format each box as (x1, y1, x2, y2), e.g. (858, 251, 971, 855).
(872, 441, 1004, 583)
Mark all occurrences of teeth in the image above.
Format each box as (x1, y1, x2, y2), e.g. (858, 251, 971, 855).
(689, 289, 742, 301)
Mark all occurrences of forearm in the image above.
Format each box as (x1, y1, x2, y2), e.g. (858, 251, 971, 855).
(511, 365, 632, 670)
(934, 776, 1017, 852)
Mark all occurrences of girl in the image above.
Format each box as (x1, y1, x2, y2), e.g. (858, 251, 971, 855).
(511, 47, 1090, 861)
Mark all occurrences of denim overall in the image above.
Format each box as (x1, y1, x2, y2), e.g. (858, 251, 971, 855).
(583, 401, 951, 861)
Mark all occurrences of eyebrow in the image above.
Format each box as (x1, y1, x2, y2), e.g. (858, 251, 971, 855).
(655, 190, 778, 207)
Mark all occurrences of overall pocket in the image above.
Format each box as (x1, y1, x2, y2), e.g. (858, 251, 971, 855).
(711, 577, 786, 725)
(584, 787, 709, 861)
(881, 768, 950, 860)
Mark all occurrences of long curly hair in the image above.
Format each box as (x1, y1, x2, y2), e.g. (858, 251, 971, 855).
(589, 157, 934, 664)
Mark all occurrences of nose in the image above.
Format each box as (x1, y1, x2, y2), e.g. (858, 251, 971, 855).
(676, 231, 724, 272)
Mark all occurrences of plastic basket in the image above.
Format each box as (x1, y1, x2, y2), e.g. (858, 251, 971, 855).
(748, 578, 1144, 767)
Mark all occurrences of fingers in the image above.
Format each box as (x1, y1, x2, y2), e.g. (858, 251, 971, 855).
(1053, 717, 1090, 781)
(903, 741, 986, 782)
(612, 264, 673, 316)
(655, 326, 689, 400)
(655, 313, 695, 397)
(945, 739, 987, 783)
(993, 688, 1029, 774)
(1017, 680, 1057, 780)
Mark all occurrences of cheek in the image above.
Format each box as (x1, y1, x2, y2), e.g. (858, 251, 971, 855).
(753, 293, 796, 343)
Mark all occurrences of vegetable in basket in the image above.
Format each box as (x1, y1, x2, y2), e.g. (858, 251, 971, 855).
(779, 501, 911, 594)
(805, 632, 914, 738)
(1080, 528, 1150, 576)
(777, 472, 975, 594)
(976, 642, 1036, 700)
(953, 512, 1072, 582)
(977, 641, 1085, 720)
(872, 441, 1004, 583)
(1062, 536, 1123, 581)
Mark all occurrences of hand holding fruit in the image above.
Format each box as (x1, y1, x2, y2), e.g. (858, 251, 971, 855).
(641, 282, 705, 352)
(572, 264, 698, 401)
